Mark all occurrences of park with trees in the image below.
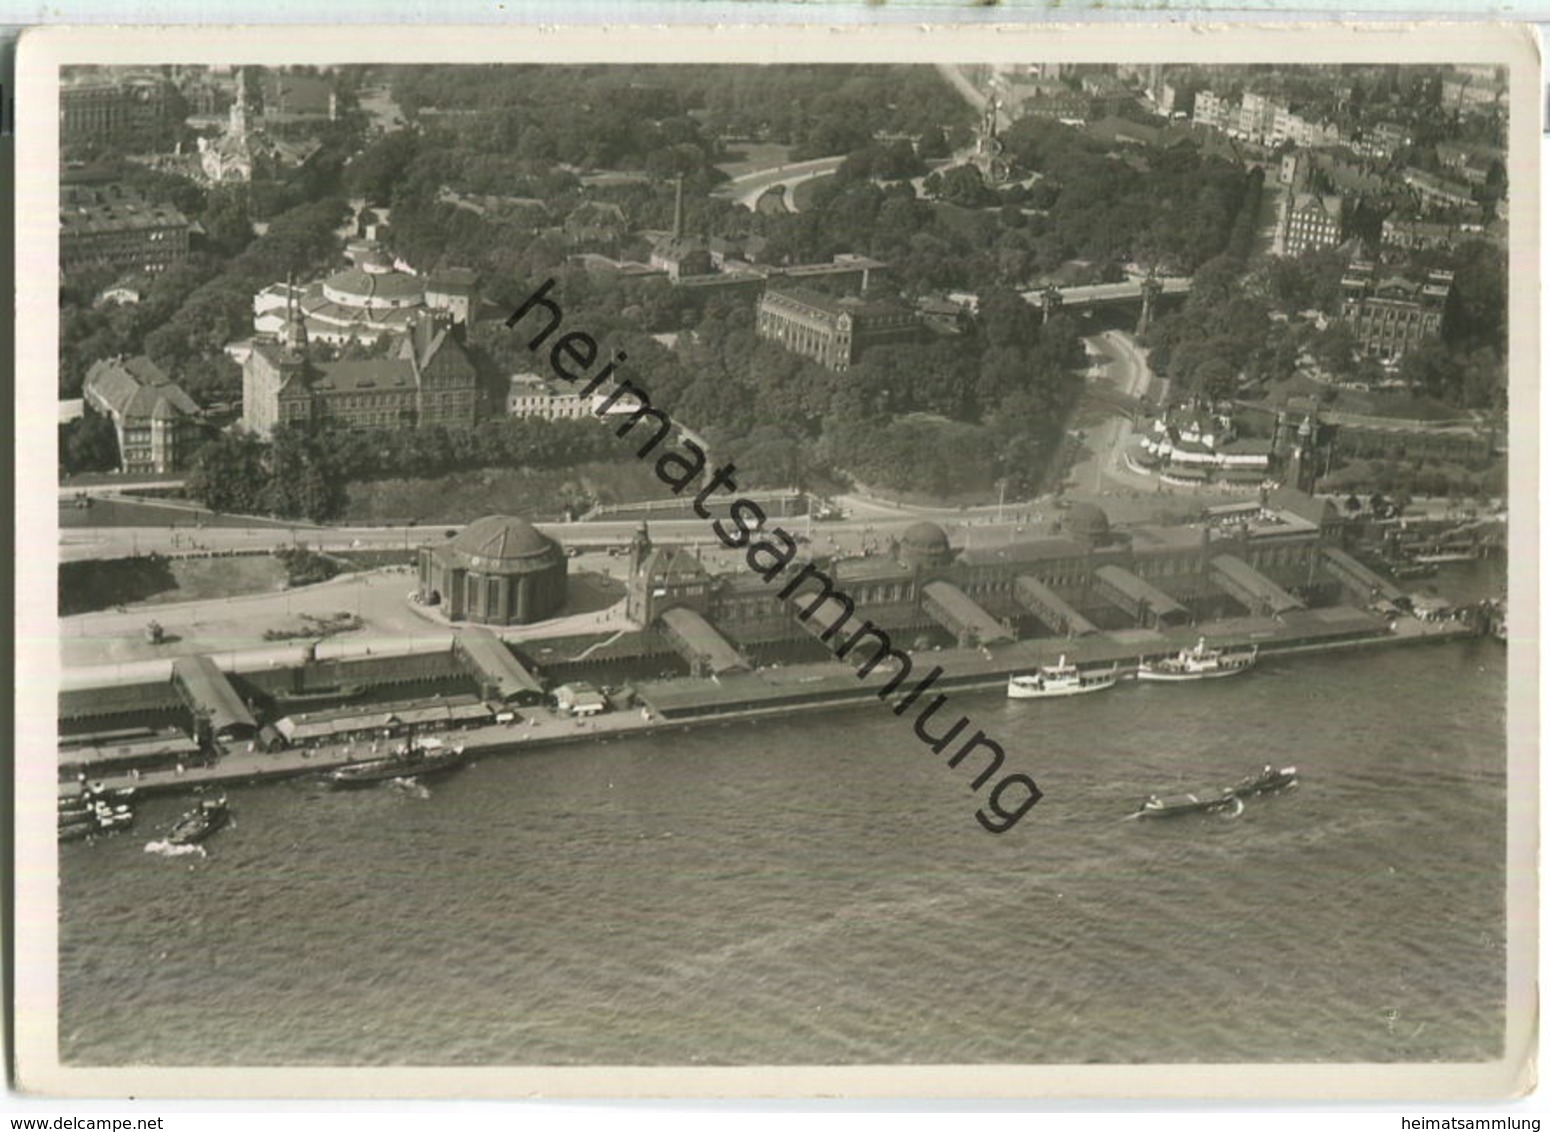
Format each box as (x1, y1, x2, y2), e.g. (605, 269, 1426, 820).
(63, 63, 1507, 513)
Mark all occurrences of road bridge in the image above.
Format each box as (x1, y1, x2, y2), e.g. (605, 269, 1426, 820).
(1022, 276, 1192, 334)
(712, 156, 847, 212)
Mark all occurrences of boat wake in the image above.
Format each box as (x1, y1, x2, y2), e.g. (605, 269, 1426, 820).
(390, 777, 431, 799)
(143, 839, 208, 859)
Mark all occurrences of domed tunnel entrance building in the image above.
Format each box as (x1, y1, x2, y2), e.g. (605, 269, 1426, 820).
(417, 515, 568, 626)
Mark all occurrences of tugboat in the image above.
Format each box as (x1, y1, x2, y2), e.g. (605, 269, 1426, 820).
(326, 737, 468, 788)
(273, 683, 366, 709)
(167, 796, 230, 845)
(1138, 638, 1257, 682)
(1134, 790, 1243, 820)
(1007, 657, 1121, 699)
(1230, 764, 1299, 798)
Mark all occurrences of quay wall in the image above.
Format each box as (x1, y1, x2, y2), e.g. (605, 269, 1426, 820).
(54, 617, 1482, 805)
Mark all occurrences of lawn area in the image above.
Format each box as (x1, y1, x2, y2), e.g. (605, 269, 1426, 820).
(714, 142, 794, 179)
(146, 556, 291, 604)
(790, 173, 834, 212)
(340, 462, 671, 525)
(59, 554, 291, 615)
(756, 186, 789, 215)
(59, 496, 303, 531)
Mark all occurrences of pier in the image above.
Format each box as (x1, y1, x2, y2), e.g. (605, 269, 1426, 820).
(56, 603, 1481, 806)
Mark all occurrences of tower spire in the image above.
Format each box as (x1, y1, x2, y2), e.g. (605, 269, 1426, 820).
(672, 174, 684, 241)
(282, 270, 308, 354)
(231, 66, 250, 140)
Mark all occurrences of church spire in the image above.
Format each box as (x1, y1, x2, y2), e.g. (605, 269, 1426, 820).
(671, 174, 684, 240)
(230, 66, 250, 140)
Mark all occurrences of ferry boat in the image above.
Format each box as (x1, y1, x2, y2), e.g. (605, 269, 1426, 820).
(1138, 639, 1257, 682)
(1007, 657, 1121, 699)
(326, 738, 468, 788)
(167, 796, 229, 845)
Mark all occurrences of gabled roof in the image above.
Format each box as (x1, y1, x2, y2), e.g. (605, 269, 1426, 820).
(313, 359, 417, 392)
(84, 356, 199, 420)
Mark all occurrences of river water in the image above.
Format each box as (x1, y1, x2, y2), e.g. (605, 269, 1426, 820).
(58, 575, 1510, 1067)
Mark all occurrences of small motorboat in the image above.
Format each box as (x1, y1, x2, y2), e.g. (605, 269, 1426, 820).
(1230, 765, 1299, 798)
(1134, 790, 1243, 820)
(58, 791, 136, 841)
(60, 782, 137, 809)
(167, 796, 229, 845)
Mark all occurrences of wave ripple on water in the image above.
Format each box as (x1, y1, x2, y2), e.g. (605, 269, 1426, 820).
(59, 640, 1509, 1066)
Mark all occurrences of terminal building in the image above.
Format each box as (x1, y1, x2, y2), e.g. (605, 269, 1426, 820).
(624, 492, 1363, 657)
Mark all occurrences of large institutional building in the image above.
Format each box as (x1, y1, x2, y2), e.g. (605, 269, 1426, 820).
(83, 355, 201, 474)
(417, 515, 569, 626)
(619, 492, 1381, 678)
(1339, 262, 1452, 360)
(252, 247, 478, 348)
(241, 298, 478, 438)
(755, 286, 922, 372)
(60, 72, 179, 147)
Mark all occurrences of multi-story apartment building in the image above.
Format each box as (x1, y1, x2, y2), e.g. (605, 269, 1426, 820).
(505, 373, 593, 421)
(1237, 90, 1278, 143)
(1440, 72, 1505, 114)
(1276, 193, 1344, 258)
(1354, 121, 1412, 161)
(1380, 216, 1465, 253)
(60, 185, 189, 276)
(1402, 168, 1478, 212)
(1192, 89, 1233, 132)
(82, 355, 201, 475)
